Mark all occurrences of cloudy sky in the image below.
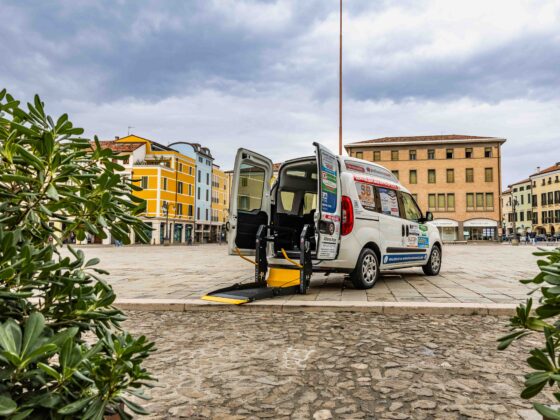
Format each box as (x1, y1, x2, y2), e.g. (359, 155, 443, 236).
(2, 0, 560, 186)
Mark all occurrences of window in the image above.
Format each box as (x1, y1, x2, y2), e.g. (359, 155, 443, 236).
(485, 168, 493, 182)
(527, 210, 532, 221)
(465, 148, 473, 158)
(206, 209, 209, 220)
(178, 163, 183, 172)
(178, 181, 183, 194)
(409, 170, 417, 184)
(519, 212, 524, 222)
(428, 169, 436, 184)
(162, 178, 167, 191)
(446, 149, 454, 159)
(189, 166, 193, 175)
(177, 203, 183, 216)
(355, 151, 363, 159)
(542, 193, 547, 206)
(428, 149, 435, 160)
(198, 157, 203, 163)
(476, 193, 484, 208)
(532, 195, 537, 207)
(428, 194, 436, 210)
(188, 205, 193, 217)
(466, 193, 474, 209)
(556, 191, 560, 204)
(188, 184, 192, 195)
(391, 150, 399, 161)
(466, 168, 474, 183)
(198, 170, 201, 181)
(237, 163, 265, 211)
(446, 169, 454, 183)
(447, 194, 455, 210)
(391, 170, 399, 180)
(197, 187, 200, 200)
(548, 192, 554, 204)
(401, 192, 422, 221)
(206, 173, 210, 185)
(378, 188, 400, 217)
(437, 194, 446, 210)
(141, 176, 148, 189)
(409, 150, 417, 160)
(486, 193, 494, 209)
(373, 151, 381, 161)
(484, 147, 492, 158)
(355, 182, 376, 211)
(206, 190, 209, 201)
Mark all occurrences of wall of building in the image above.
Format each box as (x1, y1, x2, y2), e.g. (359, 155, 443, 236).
(347, 141, 503, 241)
(531, 167, 560, 235)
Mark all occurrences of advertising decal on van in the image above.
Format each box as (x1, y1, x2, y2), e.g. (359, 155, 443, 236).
(352, 174, 400, 191)
(383, 254, 427, 264)
(320, 154, 338, 213)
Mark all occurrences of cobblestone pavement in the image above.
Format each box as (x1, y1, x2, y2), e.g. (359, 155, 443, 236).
(66, 243, 549, 304)
(125, 310, 551, 419)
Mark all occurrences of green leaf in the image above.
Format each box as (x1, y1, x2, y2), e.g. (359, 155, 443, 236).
(0, 395, 17, 416)
(0, 319, 22, 355)
(521, 380, 547, 399)
(46, 184, 59, 201)
(37, 362, 62, 381)
(121, 397, 149, 415)
(58, 396, 95, 415)
(21, 312, 45, 357)
(534, 403, 560, 420)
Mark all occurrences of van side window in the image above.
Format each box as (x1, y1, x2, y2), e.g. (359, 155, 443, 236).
(378, 187, 400, 217)
(355, 182, 376, 211)
(238, 163, 264, 211)
(400, 192, 422, 222)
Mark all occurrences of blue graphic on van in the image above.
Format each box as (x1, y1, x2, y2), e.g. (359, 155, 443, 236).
(383, 254, 427, 264)
(417, 236, 430, 249)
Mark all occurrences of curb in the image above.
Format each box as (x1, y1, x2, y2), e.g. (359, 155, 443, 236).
(114, 298, 517, 316)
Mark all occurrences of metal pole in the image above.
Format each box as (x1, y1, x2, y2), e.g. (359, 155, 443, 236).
(339, 0, 343, 155)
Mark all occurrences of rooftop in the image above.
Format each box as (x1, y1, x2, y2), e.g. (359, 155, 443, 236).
(345, 134, 506, 147)
(530, 162, 560, 177)
(90, 140, 145, 153)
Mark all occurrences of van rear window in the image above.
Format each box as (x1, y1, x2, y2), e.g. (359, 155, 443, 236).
(355, 182, 376, 211)
(378, 187, 400, 217)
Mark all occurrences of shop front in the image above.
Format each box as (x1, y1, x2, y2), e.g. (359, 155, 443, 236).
(464, 218, 498, 241)
(429, 219, 459, 242)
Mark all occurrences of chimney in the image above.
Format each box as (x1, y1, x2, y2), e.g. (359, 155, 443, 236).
(536, 166, 541, 173)
(115, 136, 120, 140)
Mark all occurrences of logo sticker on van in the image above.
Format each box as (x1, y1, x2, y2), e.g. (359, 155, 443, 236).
(383, 254, 427, 264)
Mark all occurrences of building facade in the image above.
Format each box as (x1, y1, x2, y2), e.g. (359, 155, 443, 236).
(345, 134, 506, 241)
(211, 164, 229, 242)
(169, 142, 214, 243)
(502, 179, 532, 236)
(530, 163, 560, 235)
(93, 135, 196, 245)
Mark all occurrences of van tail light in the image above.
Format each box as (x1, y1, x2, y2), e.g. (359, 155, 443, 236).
(341, 195, 354, 236)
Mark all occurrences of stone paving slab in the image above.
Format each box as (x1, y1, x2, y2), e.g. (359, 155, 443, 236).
(124, 310, 553, 419)
(64, 243, 551, 304)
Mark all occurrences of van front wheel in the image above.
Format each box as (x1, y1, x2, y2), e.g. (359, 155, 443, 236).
(350, 248, 380, 289)
(422, 246, 442, 276)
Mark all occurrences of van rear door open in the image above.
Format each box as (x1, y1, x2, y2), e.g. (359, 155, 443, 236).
(228, 148, 273, 256)
(313, 142, 341, 260)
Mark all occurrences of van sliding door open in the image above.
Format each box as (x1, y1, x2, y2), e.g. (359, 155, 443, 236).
(314, 142, 341, 260)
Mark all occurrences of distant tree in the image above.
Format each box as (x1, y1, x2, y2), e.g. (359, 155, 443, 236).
(0, 89, 155, 419)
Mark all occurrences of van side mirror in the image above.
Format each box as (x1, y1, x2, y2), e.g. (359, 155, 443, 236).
(425, 211, 434, 222)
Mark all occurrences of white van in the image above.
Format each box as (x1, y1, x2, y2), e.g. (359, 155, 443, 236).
(227, 142, 442, 290)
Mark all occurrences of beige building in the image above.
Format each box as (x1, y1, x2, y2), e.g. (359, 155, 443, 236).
(503, 178, 533, 236)
(345, 134, 506, 241)
(211, 164, 229, 241)
(530, 162, 560, 235)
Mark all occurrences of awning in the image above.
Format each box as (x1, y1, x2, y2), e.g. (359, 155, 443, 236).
(464, 219, 498, 228)
(429, 219, 459, 228)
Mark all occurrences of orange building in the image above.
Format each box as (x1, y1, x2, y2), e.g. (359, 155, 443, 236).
(345, 135, 506, 241)
(94, 135, 196, 244)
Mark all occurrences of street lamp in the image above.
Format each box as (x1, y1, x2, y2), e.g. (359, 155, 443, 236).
(511, 198, 519, 246)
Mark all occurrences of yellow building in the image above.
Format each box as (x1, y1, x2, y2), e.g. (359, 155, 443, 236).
(345, 134, 506, 241)
(530, 162, 560, 236)
(211, 164, 229, 241)
(94, 135, 196, 244)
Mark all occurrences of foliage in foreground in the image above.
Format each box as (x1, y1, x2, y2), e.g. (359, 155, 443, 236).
(0, 89, 155, 419)
(498, 247, 560, 419)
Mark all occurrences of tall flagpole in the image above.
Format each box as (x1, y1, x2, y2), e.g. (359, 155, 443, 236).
(338, 0, 343, 155)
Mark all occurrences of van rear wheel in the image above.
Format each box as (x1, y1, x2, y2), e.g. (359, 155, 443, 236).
(350, 248, 380, 289)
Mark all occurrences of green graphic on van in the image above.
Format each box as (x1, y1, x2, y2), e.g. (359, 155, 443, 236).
(419, 224, 428, 232)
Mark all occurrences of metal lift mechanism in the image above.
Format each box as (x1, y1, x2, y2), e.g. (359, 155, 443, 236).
(201, 224, 313, 304)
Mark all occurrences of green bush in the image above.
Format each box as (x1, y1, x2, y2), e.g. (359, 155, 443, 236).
(498, 247, 560, 419)
(0, 89, 155, 419)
